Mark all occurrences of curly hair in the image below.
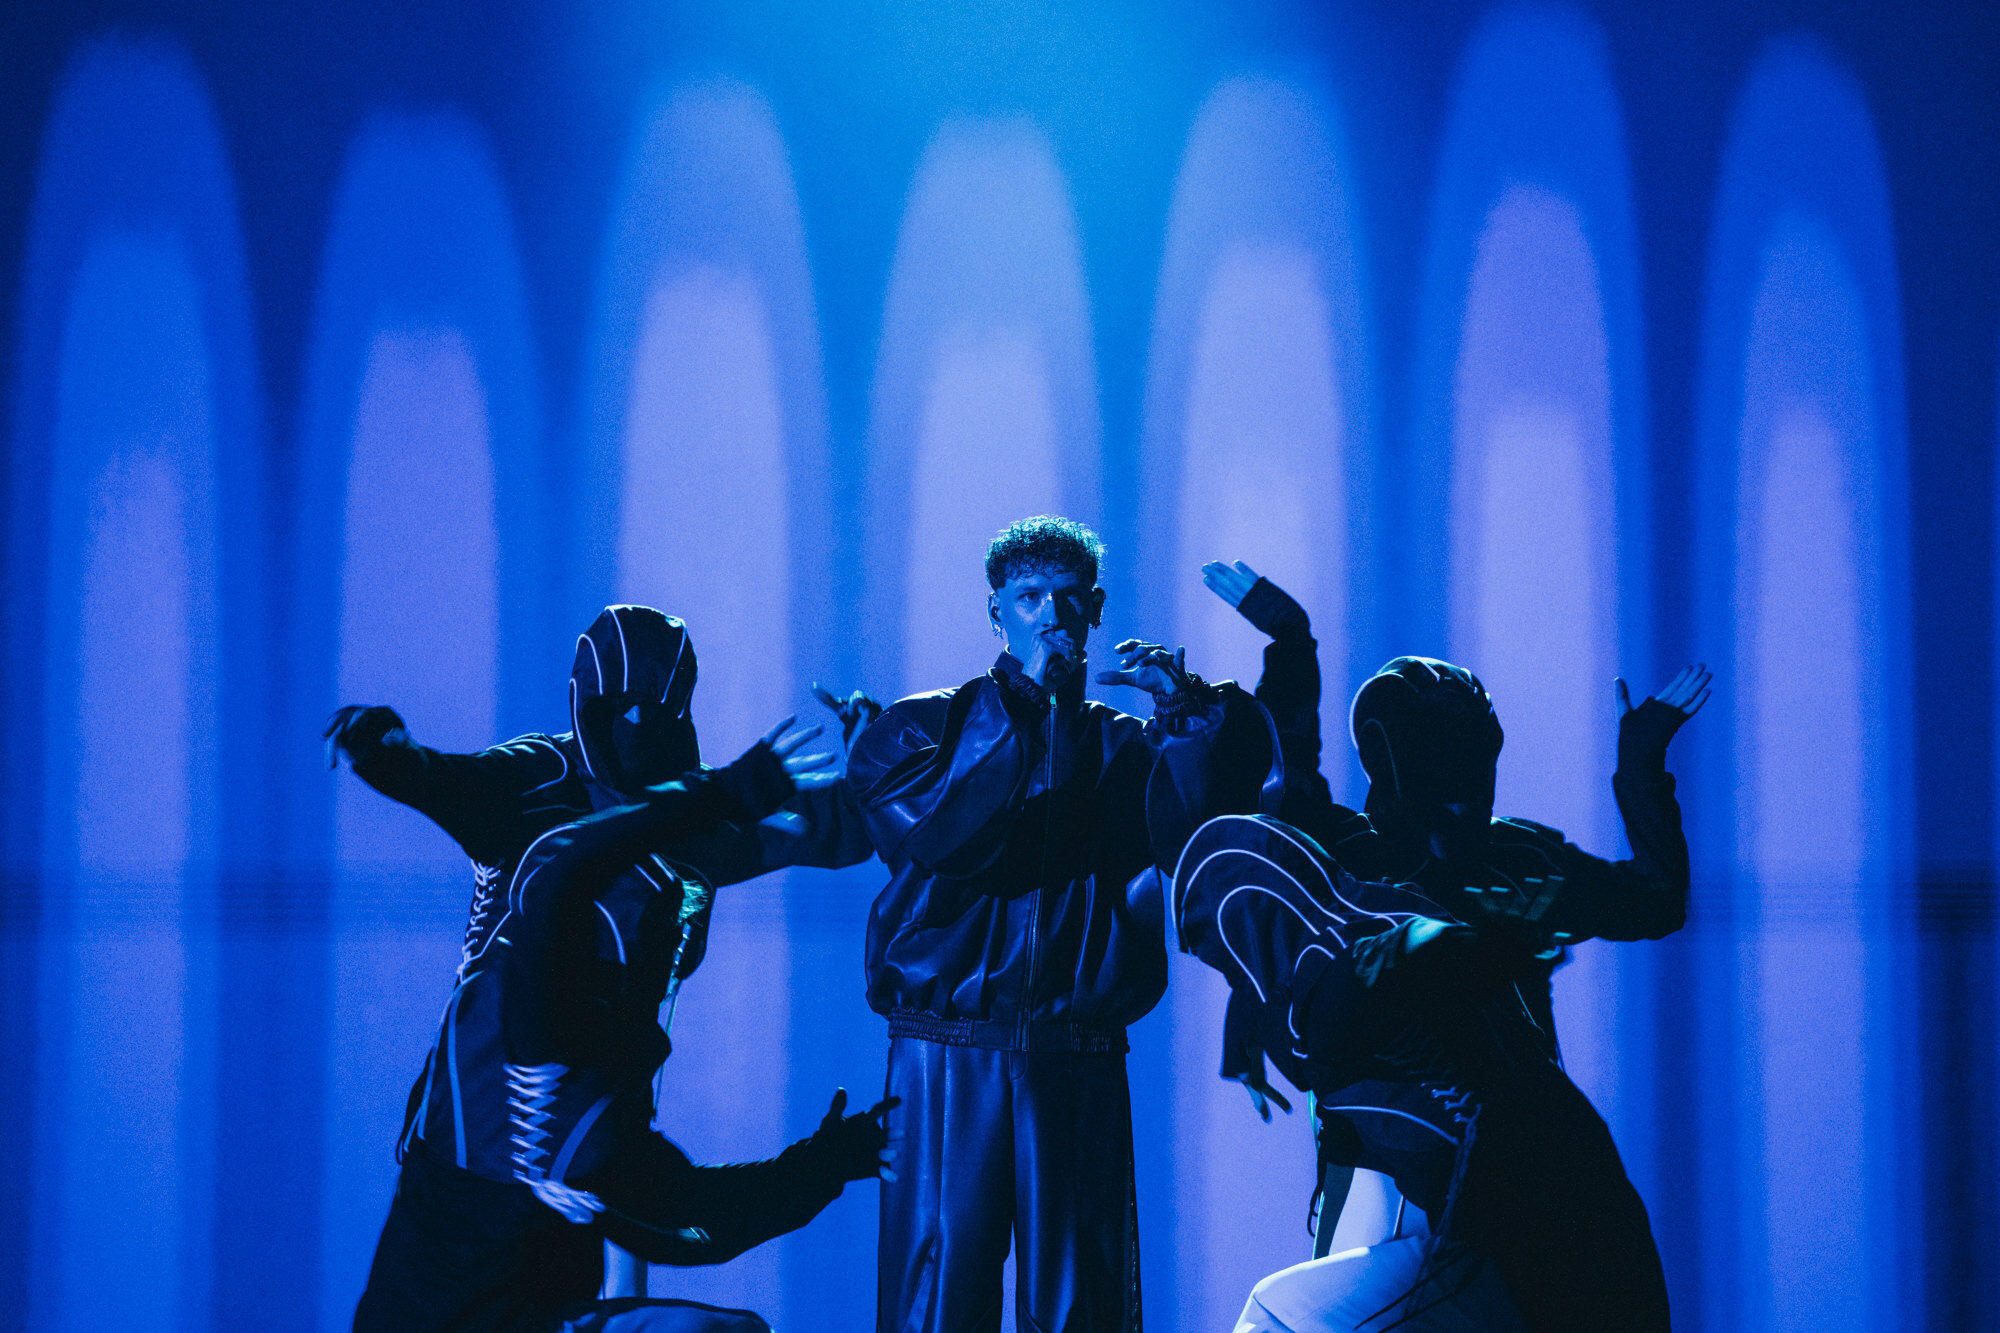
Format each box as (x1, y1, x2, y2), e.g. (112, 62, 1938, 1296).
(984, 515, 1105, 589)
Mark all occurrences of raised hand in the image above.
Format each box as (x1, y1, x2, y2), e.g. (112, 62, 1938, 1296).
(323, 704, 406, 769)
(1092, 639, 1192, 698)
(1615, 663, 1713, 771)
(1201, 559, 1261, 610)
(811, 682, 884, 747)
(759, 716, 838, 790)
(811, 1088, 902, 1183)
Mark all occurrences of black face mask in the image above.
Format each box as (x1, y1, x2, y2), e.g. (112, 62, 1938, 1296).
(570, 606, 700, 798)
(577, 694, 699, 793)
(1350, 656, 1503, 859)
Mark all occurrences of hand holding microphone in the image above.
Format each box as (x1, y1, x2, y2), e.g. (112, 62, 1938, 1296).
(1023, 628, 1077, 690)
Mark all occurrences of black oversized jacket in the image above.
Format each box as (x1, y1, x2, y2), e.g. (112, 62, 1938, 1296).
(846, 653, 1277, 1043)
(1171, 813, 1673, 1330)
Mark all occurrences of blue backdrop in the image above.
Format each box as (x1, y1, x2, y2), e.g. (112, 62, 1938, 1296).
(2, 2, 1996, 1329)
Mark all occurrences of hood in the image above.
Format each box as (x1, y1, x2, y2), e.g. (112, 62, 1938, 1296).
(569, 605, 699, 797)
(1350, 656, 1502, 851)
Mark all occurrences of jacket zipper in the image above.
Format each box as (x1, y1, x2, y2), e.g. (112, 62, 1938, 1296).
(1021, 693, 1057, 1050)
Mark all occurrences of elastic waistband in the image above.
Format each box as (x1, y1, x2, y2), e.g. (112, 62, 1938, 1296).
(888, 1009, 1127, 1055)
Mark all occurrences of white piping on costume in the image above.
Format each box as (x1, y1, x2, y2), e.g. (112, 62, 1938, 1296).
(657, 855, 705, 888)
(521, 736, 571, 793)
(404, 983, 464, 1157)
(1320, 1105, 1460, 1144)
(571, 679, 597, 782)
(1297, 940, 1341, 966)
(1257, 818, 1348, 884)
(447, 984, 468, 1166)
(1247, 816, 1426, 929)
(580, 632, 605, 694)
(510, 824, 579, 915)
(1362, 719, 1399, 798)
(1191, 849, 1326, 927)
(1325, 872, 1420, 928)
(612, 607, 631, 694)
(1289, 942, 1342, 1041)
(1215, 881, 1318, 1004)
(662, 628, 690, 711)
(1176, 816, 1425, 975)
(459, 909, 512, 969)
(1171, 813, 1262, 926)
(595, 901, 626, 964)
(550, 1093, 616, 1181)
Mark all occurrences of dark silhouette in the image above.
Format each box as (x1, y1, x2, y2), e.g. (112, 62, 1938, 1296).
(332, 607, 888, 1332)
(1182, 560, 1708, 1332)
(847, 517, 1279, 1333)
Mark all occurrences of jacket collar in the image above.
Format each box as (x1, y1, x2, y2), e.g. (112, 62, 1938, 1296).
(992, 651, 1086, 715)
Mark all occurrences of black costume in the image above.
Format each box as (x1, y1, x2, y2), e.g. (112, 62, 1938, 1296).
(1189, 580, 1689, 1330)
(846, 653, 1276, 1333)
(337, 608, 877, 1332)
(1173, 816, 1663, 1331)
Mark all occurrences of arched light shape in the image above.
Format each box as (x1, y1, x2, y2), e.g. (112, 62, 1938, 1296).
(6, 38, 263, 1331)
(866, 116, 1100, 701)
(576, 76, 829, 1319)
(292, 111, 541, 1331)
(1412, 2, 1650, 1186)
(1139, 73, 1370, 1329)
(1691, 39, 1912, 1332)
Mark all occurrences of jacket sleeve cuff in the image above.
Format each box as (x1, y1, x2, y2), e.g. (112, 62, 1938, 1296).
(1152, 673, 1219, 722)
(711, 743, 795, 822)
(993, 659, 1050, 709)
(1237, 579, 1311, 640)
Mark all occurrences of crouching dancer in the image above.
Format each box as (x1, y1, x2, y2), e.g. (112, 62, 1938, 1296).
(351, 717, 894, 1333)
(1173, 811, 1683, 1331)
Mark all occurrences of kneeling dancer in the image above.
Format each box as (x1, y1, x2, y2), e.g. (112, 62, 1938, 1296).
(348, 651, 891, 1330)
(1174, 809, 1683, 1330)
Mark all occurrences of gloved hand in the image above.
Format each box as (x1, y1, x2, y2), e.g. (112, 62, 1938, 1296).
(1615, 664, 1713, 772)
(706, 717, 839, 821)
(1361, 879, 1567, 999)
(1234, 1067, 1294, 1122)
(807, 1088, 900, 1183)
(1459, 875, 1569, 961)
(811, 682, 884, 748)
(323, 704, 406, 769)
(1220, 1002, 1295, 1122)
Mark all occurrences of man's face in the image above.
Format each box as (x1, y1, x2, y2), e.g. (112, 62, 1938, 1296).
(988, 564, 1103, 667)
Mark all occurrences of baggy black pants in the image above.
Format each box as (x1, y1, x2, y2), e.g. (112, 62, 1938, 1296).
(353, 1147, 782, 1333)
(353, 1143, 601, 1333)
(877, 1036, 1140, 1333)
(1458, 1072, 1671, 1333)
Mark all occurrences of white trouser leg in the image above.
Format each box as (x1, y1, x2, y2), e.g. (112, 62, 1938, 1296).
(1233, 1170, 1521, 1333)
